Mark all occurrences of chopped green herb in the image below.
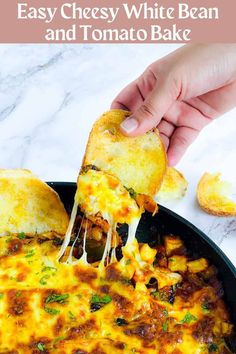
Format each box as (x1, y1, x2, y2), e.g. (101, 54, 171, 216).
(91, 294, 112, 304)
(68, 311, 76, 320)
(91, 295, 101, 303)
(25, 249, 35, 258)
(16, 291, 22, 298)
(39, 275, 50, 285)
(162, 321, 168, 331)
(46, 293, 69, 304)
(53, 336, 66, 346)
(18, 232, 26, 239)
(41, 266, 57, 273)
(152, 291, 159, 298)
(125, 259, 131, 265)
(37, 342, 45, 351)
(9, 276, 18, 282)
(0, 293, 4, 299)
(208, 343, 218, 352)
(153, 290, 167, 301)
(124, 187, 137, 199)
(180, 312, 198, 324)
(201, 303, 211, 313)
(152, 289, 174, 303)
(162, 308, 168, 317)
(44, 306, 60, 315)
(172, 284, 178, 292)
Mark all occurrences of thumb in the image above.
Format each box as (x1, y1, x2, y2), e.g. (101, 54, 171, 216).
(120, 78, 176, 136)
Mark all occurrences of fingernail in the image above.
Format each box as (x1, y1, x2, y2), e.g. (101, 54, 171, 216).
(120, 118, 138, 133)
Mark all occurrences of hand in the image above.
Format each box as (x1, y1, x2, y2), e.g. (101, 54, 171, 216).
(111, 44, 236, 165)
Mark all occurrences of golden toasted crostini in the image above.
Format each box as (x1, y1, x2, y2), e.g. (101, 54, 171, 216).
(83, 109, 167, 197)
(197, 172, 236, 216)
(0, 169, 69, 236)
(156, 166, 188, 202)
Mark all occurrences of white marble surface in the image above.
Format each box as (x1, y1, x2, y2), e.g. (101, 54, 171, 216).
(0, 44, 235, 265)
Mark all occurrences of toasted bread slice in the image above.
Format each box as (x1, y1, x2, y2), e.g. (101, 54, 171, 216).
(156, 167, 188, 202)
(0, 169, 69, 236)
(197, 172, 236, 216)
(83, 109, 167, 197)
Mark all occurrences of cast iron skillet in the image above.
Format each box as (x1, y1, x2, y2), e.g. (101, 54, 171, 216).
(48, 182, 236, 330)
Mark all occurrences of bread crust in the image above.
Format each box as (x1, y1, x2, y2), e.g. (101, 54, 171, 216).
(82, 109, 167, 197)
(156, 167, 188, 202)
(197, 172, 236, 216)
(0, 169, 69, 236)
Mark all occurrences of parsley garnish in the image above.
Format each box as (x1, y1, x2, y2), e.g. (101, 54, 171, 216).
(68, 311, 76, 320)
(41, 266, 57, 273)
(25, 249, 35, 258)
(162, 321, 168, 331)
(152, 291, 159, 298)
(125, 259, 131, 265)
(201, 303, 211, 313)
(44, 306, 60, 315)
(91, 294, 112, 304)
(18, 232, 26, 239)
(180, 312, 198, 324)
(124, 187, 137, 199)
(39, 275, 50, 285)
(45, 293, 69, 304)
(0, 293, 4, 299)
(162, 308, 168, 317)
(53, 336, 66, 346)
(172, 284, 178, 292)
(9, 276, 18, 282)
(37, 342, 45, 351)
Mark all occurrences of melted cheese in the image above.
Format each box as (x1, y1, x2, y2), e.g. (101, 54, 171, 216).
(0, 236, 233, 353)
(29, 168, 233, 354)
(58, 169, 142, 265)
(57, 201, 78, 261)
(75, 170, 141, 224)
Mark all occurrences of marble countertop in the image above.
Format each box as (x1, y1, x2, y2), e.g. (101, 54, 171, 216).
(0, 43, 235, 265)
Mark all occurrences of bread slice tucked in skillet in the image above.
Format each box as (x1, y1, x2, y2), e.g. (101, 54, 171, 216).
(0, 169, 69, 237)
(156, 167, 188, 202)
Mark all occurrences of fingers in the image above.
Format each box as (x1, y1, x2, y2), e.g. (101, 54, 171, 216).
(157, 119, 175, 150)
(159, 133, 169, 151)
(158, 120, 174, 139)
(167, 126, 199, 166)
(111, 80, 144, 112)
(120, 78, 176, 136)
